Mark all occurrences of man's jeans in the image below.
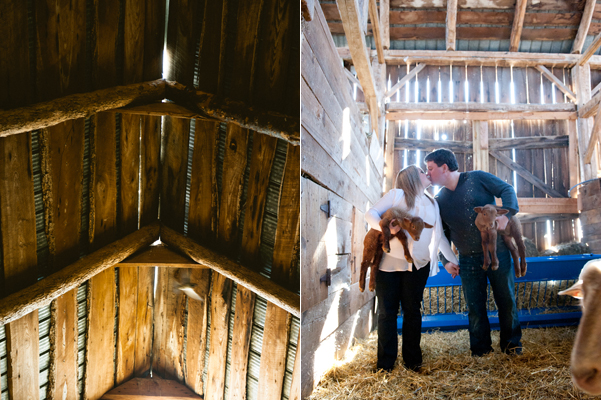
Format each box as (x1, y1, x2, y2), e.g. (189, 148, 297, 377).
(459, 250, 522, 356)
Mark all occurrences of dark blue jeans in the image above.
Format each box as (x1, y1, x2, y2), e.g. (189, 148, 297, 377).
(459, 250, 522, 356)
(376, 264, 430, 370)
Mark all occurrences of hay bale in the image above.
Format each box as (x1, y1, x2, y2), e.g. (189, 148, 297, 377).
(541, 241, 590, 257)
(523, 236, 539, 257)
(310, 327, 597, 399)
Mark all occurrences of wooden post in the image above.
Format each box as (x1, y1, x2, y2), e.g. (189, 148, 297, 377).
(509, 0, 527, 52)
(380, 0, 390, 50)
(446, 0, 457, 51)
(568, 119, 580, 190)
(473, 121, 489, 172)
(572, 0, 596, 54)
(572, 63, 598, 180)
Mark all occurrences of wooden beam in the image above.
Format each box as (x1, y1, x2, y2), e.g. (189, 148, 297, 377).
(573, 63, 598, 181)
(368, 0, 384, 63)
(380, 0, 390, 50)
(579, 89, 601, 118)
(394, 135, 570, 152)
(100, 376, 202, 399)
(116, 244, 206, 268)
(509, 0, 527, 52)
(0, 222, 160, 325)
(301, 0, 315, 21)
(384, 63, 426, 99)
(592, 81, 601, 99)
(584, 102, 601, 164)
(338, 48, 601, 68)
(446, 0, 457, 51)
(572, 0, 596, 54)
(490, 150, 566, 198)
(568, 119, 579, 190)
(165, 82, 299, 145)
(496, 197, 578, 214)
(336, 0, 380, 134)
(579, 32, 601, 66)
(258, 304, 291, 400)
(535, 65, 577, 102)
(159, 225, 300, 318)
(344, 68, 362, 91)
(0, 79, 166, 138)
(386, 102, 576, 120)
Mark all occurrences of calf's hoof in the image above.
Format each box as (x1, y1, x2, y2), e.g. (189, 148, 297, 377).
(482, 264, 489, 271)
(406, 257, 414, 263)
(491, 263, 499, 271)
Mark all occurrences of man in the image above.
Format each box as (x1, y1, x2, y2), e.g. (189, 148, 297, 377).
(424, 148, 522, 356)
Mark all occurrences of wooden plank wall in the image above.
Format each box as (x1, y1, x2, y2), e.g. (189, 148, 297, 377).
(389, 64, 576, 250)
(301, 4, 381, 399)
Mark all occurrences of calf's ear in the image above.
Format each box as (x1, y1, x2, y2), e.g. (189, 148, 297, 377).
(424, 222, 434, 229)
(496, 208, 509, 215)
(559, 280, 583, 299)
(474, 207, 482, 213)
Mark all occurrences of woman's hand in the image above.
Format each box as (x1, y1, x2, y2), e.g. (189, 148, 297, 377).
(444, 262, 460, 278)
(388, 219, 401, 235)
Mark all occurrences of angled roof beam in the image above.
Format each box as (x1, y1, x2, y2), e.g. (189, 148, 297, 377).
(578, 89, 601, 118)
(336, 0, 380, 135)
(380, 0, 390, 50)
(160, 224, 300, 318)
(584, 102, 601, 164)
(572, 0, 596, 54)
(509, 0, 528, 52)
(446, 0, 458, 51)
(344, 68, 363, 91)
(579, 32, 601, 66)
(368, 0, 384, 63)
(535, 65, 577, 102)
(338, 48, 601, 68)
(0, 222, 161, 325)
(384, 63, 426, 99)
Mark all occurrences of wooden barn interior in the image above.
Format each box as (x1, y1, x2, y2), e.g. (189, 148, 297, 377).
(301, 0, 601, 397)
(0, 1, 300, 400)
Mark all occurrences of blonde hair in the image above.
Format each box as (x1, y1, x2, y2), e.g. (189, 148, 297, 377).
(394, 165, 434, 209)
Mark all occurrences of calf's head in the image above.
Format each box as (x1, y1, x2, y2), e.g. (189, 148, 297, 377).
(395, 216, 433, 241)
(559, 260, 601, 395)
(474, 204, 508, 231)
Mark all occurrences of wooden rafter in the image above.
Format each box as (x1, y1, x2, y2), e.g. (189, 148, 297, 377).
(100, 376, 201, 399)
(386, 101, 576, 120)
(509, 0, 527, 52)
(579, 32, 601, 66)
(160, 224, 300, 317)
(0, 222, 160, 325)
(490, 150, 565, 198)
(0, 79, 299, 145)
(446, 0, 457, 51)
(384, 63, 425, 99)
(584, 102, 601, 164)
(572, 0, 596, 54)
(535, 65, 576, 102)
(380, 0, 390, 50)
(338, 48, 601, 68)
(336, 0, 380, 135)
(368, 0, 384, 63)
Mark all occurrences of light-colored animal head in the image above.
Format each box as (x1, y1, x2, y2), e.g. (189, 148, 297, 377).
(474, 204, 508, 231)
(396, 216, 433, 241)
(559, 260, 601, 395)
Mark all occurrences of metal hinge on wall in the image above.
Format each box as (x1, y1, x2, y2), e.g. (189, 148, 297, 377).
(320, 200, 330, 218)
(320, 269, 331, 286)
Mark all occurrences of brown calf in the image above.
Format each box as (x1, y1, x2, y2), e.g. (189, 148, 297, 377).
(474, 204, 527, 278)
(359, 207, 433, 292)
(559, 260, 601, 395)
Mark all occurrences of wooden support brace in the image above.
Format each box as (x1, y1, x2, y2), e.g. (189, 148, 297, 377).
(490, 150, 566, 198)
(344, 68, 363, 91)
(159, 224, 300, 317)
(384, 63, 425, 99)
(579, 32, 601, 66)
(592, 81, 601, 99)
(0, 222, 160, 325)
(579, 90, 601, 118)
(446, 0, 457, 51)
(584, 102, 601, 164)
(509, 0, 528, 52)
(368, 0, 384, 64)
(535, 65, 577, 102)
(380, 0, 390, 50)
(572, 0, 596, 54)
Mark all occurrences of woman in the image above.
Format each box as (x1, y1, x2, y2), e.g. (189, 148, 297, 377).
(365, 165, 459, 372)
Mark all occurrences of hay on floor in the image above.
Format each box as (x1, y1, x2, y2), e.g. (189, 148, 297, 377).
(309, 327, 597, 400)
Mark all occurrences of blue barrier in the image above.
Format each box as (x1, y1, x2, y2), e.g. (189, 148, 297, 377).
(397, 254, 601, 332)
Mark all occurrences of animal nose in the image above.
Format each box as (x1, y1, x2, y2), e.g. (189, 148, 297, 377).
(572, 366, 601, 395)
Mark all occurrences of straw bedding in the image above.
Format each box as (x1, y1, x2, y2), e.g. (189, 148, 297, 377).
(309, 327, 598, 399)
